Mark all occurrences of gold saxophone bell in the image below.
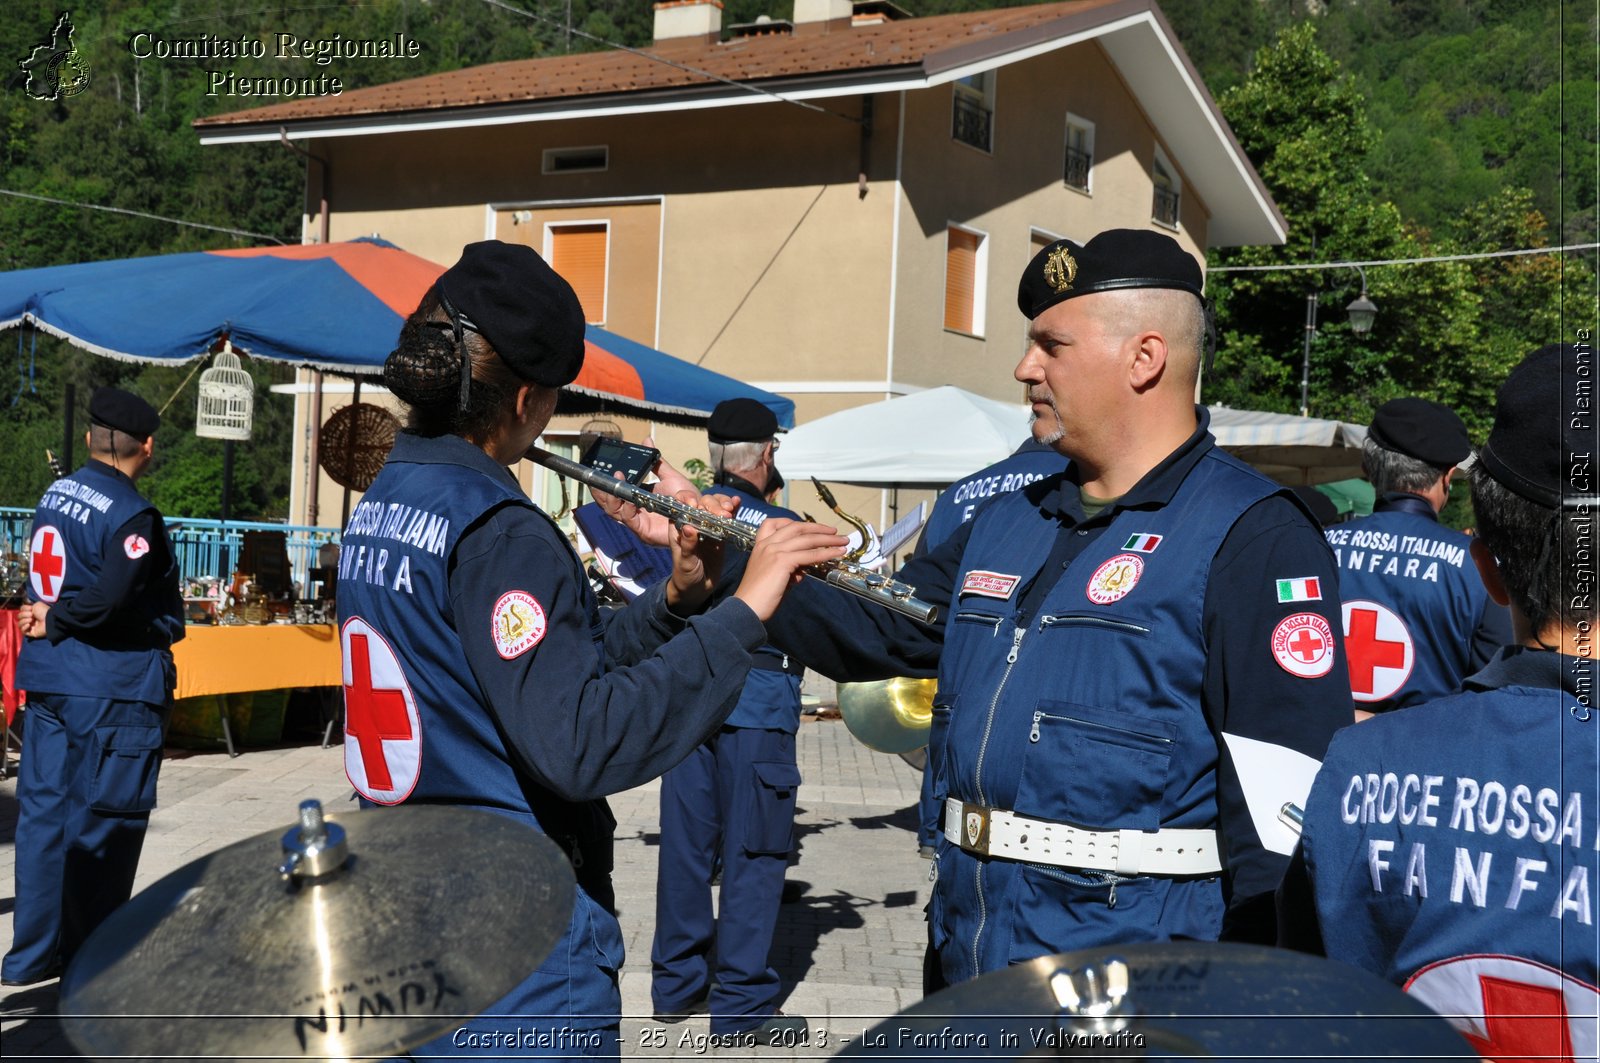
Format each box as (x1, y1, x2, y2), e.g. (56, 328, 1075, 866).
(836, 676, 935, 755)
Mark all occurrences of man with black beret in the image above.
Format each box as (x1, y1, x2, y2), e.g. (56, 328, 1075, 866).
(650, 397, 810, 1045)
(5, 387, 184, 986)
(735, 228, 1354, 983)
(1279, 342, 1599, 1033)
(1325, 397, 1512, 717)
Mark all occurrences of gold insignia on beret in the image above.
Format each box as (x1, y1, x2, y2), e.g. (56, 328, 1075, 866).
(1043, 247, 1077, 294)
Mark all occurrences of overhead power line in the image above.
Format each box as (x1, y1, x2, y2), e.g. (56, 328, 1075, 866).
(1209, 243, 1600, 273)
(0, 189, 288, 244)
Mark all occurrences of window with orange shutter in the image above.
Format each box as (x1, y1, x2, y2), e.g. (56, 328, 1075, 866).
(548, 222, 608, 324)
(944, 226, 983, 335)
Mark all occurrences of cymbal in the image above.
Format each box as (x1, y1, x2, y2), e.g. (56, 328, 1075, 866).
(61, 802, 576, 1062)
(837, 941, 1472, 1060)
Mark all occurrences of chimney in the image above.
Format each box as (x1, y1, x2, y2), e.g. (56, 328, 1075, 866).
(793, 0, 852, 26)
(653, 1, 723, 44)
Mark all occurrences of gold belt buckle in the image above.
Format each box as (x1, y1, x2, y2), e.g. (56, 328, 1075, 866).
(960, 802, 991, 856)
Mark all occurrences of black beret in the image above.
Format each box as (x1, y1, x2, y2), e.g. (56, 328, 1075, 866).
(708, 398, 779, 444)
(1480, 343, 1599, 509)
(89, 386, 159, 440)
(436, 241, 586, 388)
(1017, 228, 1204, 320)
(1367, 397, 1471, 468)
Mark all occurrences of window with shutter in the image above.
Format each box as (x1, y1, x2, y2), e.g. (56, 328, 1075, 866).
(548, 222, 608, 324)
(944, 226, 987, 336)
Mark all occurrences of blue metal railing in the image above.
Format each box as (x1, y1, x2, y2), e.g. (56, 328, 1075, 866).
(2, 507, 339, 593)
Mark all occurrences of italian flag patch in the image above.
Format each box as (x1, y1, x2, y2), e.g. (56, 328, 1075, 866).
(1122, 532, 1163, 553)
(1276, 576, 1323, 603)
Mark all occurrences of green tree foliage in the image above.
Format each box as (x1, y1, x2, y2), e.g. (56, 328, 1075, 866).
(1209, 24, 1479, 425)
(0, 0, 560, 515)
(1315, 0, 1597, 246)
(2, 334, 297, 519)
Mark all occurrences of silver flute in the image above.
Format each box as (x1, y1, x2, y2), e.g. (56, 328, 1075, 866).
(528, 446, 938, 625)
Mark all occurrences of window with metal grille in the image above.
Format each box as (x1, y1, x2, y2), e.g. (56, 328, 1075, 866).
(1064, 115, 1094, 192)
(944, 225, 987, 336)
(547, 222, 608, 324)
(952, 71, 994, 153)
(1152, 150, 1181, 228)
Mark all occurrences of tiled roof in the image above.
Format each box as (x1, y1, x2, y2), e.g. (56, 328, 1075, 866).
(195, 0, 1134, 128)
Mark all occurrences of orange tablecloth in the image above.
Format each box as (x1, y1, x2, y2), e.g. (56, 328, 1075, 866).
(173, 624, 341, 700)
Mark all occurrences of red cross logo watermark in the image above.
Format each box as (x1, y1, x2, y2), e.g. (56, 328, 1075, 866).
(1405, 954, 1598, 1063)
(29, 524, 66, 602)
(1342, 599, 1415, 703)
(1270, 612, 1336, 679)
(340, 618, 422, 804)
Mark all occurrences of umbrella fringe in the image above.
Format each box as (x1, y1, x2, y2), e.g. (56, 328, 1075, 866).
(560, 383, 712, 421)
(4, 313, 202, 365)
(2, 314, 382, 375)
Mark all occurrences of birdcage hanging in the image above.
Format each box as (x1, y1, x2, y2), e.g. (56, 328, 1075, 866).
(195, 344, 254, 440)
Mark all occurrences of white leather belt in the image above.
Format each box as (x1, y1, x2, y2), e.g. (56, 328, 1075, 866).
(942, 798, 1221, 876)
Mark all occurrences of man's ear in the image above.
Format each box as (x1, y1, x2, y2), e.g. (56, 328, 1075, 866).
(1470, 536, 1510, 606)
(1129, 330, 1169, 391)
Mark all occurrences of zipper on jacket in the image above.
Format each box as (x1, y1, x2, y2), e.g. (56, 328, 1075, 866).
(953, 609, 1005, 635)
(1028, 864, 1126, 908)
(971, 623, 1027, 976)
(1039, 613, 1151, 636)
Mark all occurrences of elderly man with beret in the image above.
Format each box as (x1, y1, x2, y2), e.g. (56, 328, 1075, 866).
(712, 228, 1355, 983)
(651, 398, 811, 1046)
(1279, 343, 1598, 1048)
(5, 387, 184, 986)
(1325, 398, 1513, 717)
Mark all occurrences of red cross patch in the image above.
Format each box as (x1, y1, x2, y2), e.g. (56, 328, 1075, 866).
(123, 534, 150, 560)
(1270, 612, 1336, 679)
(1405, 954, 1598, 1063)
(1341, 599, 1415, 703)
(340, 618, 422, 804)
(29, 524, 66, 602)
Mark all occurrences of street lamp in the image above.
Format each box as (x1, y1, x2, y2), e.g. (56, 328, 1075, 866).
(1300, 265, 1377, 417)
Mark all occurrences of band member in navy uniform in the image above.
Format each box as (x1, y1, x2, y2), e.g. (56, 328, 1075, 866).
(1325, 397, 1512, 716)
(916, 438, 1065, 558)
(705, 230, 1353, 986)
(1280, 343, 1599, 1053)
(650, 398, 810, 1044)
(5, 388, 182, 986)
(339, 241, 843, 1057)
(910, 438, 1065, 861)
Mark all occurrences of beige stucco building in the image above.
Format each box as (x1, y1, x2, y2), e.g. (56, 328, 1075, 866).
(198, 0, 1283, 534)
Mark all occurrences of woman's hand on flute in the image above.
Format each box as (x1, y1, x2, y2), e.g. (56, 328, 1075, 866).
(664, 496, 733, 611)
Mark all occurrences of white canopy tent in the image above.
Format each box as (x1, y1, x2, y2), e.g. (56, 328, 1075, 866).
(778, 387, 1369, 489)
(777, 386, 1031, 489)
(1209, 407, 1369, 485)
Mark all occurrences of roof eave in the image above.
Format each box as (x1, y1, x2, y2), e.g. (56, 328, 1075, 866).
(194, 63, 927, 145)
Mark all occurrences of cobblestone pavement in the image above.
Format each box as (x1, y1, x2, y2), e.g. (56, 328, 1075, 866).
(1, 712, 934, 1062)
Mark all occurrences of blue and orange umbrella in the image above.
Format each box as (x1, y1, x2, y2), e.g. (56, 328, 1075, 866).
(0, 237, 792, 427)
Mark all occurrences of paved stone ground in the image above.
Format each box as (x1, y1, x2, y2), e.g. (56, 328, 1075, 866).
(0, 711, 934, 1062)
